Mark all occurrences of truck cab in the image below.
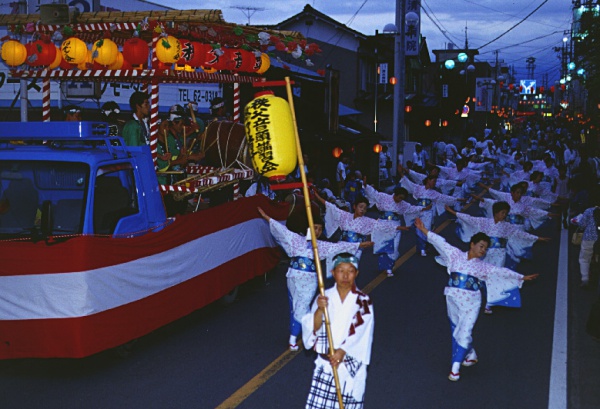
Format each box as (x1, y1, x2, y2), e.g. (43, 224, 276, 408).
(0, 122, 167, 240)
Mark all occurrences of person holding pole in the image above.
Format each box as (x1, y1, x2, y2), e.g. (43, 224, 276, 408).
(414, 218, 538, 382)
(257, 207, 373, 351)
(302, 252, 374, 409)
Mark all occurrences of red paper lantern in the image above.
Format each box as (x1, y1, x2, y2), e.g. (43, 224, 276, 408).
(244, 52, 262, 72)
(122, 38, 149, 67)
(561, 84, 566, 91)
(203, 47, 222, 70)
(539, 86, 544, 93)
(26, 40, 56, 66)
(425, 119, 431, 127)
(177, 41, 205, 68)
(332, 147, 343, 158)
(373, 144, 382, 154)
(405, 105, 412, 113)
(550, 86, 555, 93)
(508, 83, 514, 90)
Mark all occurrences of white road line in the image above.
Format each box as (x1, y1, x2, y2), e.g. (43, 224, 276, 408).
(548, 229, 569, 409)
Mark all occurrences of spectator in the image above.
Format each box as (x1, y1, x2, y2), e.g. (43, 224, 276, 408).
(122, 91, 150, 146)
(100, 101, 122, 136)
(63, 105, 82, 121)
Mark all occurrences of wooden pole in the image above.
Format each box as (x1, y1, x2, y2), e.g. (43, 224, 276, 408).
(284, 76, 345, 409)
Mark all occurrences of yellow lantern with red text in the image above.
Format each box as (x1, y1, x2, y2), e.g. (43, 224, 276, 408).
(92, 38, 118, 66)
(156, 36, 181, 64)
(1, 40, 27, 66)
(61, 37, 88, 64)
(244, 91, 298, 181)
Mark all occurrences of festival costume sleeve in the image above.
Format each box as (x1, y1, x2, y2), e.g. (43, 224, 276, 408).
(455, 213, 482, 243)
(319, 240, 361, 276)
(427, 231, 460, 267)
(479, 198, 495, 218)
(482, 264, 524, 306)
(525, 196, 553, 210)
(268, 219, 303, 257)
(398, 201, 422, 227)
(520, 206, 550, 230)
(432, 190, 459, 215)
(506, 224, 538, 260)
(363, 184, 383, 208)
(372, 219, 400, 254)
(407, 170, 427, 185)
(489, 188, 509, 202)
(324, 201, 344, 239)
(399, 176, 417, 195)
(435, 178, 457, 195)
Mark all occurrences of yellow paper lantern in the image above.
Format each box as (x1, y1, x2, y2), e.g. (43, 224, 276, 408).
(155, 36, 181, 64)
(108, 52, 124, 70)
(201, 66, 217, 74)
(244, 91, 297, 181)
(255, 53, 270, 74)
(1, 40, 27, 66)
(61, 37, 88, 64)
(92, 38, 118, 66)
(48, 46, 62, 69)
(77, 49, 93, 70)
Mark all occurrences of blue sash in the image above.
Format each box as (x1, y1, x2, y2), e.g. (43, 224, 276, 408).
(289, 256, 316, 272)
(489, 236, 508, 249)
(506, 213, 525, 225)
(448, 272, 485, 292)
(417, 198, 432, 207)
(380, 211, 401, 221)
(340, 230, 367, 243)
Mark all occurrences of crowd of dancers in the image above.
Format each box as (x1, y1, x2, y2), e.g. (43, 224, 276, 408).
(252, 119, 599, 408)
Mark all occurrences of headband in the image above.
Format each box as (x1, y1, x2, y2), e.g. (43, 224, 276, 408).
(211, 101, 225, 109)
(333, 255, 359, 270)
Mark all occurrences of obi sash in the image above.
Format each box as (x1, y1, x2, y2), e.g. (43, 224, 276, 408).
(448, 272, 485, 292)
(289, 256, 316, 272)
(506, 213, 525, 225)
(416, 198, 432, 207)
(489, 236, 508, 249)
(340, 230, 368, 243)
(380, 211, 401, 222)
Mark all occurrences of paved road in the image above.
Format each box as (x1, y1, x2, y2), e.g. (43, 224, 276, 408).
(1, 201, 599, 409)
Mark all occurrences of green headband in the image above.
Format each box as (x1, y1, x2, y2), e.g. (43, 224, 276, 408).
(333, 255, 359, 270)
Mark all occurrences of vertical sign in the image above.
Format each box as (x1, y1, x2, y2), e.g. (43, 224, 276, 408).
(379, 63, 388, 84)
(442, 84, 448, 98)
(405, 0, 421, 56)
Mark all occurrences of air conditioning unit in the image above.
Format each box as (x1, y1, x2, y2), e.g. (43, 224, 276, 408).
(40, 4, 75, 25)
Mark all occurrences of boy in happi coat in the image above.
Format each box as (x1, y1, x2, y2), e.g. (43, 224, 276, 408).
(414, 218, 538, 381)
(302, 253, 374, 409)
(257, 208, 373, 351)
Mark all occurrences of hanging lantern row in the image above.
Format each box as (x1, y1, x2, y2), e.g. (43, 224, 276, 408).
(1, 36, 272, 74)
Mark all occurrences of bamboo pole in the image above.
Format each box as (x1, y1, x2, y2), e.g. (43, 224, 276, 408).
(284, 76, 345, 409)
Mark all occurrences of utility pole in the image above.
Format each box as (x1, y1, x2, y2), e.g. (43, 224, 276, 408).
(231, 6, 265, 25)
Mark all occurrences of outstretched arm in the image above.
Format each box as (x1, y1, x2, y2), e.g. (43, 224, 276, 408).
(415, 218, 429, 236)
(257, 207, 271, 221)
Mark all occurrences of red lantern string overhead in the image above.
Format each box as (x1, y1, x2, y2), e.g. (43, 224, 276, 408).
(26, 40, 56, 67)
(539, 86, 545, 93)
(122, 38, 149, 67)
(550, 86, 555, 93)
(177, 40, 205, 68)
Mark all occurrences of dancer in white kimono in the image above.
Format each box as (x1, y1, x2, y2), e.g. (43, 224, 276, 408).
(445, 202, 548, 313)
(303, 253, 374, 409)
(414, 218, 538, 382)
(399, 168, 464, 256)
(363, 184, 423, 276)
(258, 207, 373, 351)
(477, 183, 555, 230)
(313, 192, 399, 263)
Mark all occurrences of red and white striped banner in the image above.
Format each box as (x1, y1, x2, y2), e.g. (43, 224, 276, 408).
(42, 79, 51, 122)
(0, 196, 286, 359)
(233, 73, 240, 122)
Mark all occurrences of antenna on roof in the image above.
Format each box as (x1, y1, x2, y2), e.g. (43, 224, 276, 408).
(231, 6, 265, 25)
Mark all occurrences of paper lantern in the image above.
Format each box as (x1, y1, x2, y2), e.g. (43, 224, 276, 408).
(92, 38, 118, 66)
(425, 119, 431, 127)
(27, 40, 57, 66)
(47, 46, 62, 69)
(332, 147, 343, 158)
(373, 144, 382, 154)
(177, 41, 205, 67)
(156, 61, 172, 70)
(122, 38, 148, 67)
(405, 105, 412, 113)
(108, 52, 124, 70)
(255, 53, 270, 74)
(77, 49, 93, 70)
(61, 37, 88, 64)
(201, 66, 217, 73)
(550, 86, 555, 93)
(1, 40, 27, 66)
(155, 36, 181, 64)
(244, 91, 298, 181)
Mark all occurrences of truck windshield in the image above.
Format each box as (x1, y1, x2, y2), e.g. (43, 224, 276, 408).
(0, 161, 89, 239)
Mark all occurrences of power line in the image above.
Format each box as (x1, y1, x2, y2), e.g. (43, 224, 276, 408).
(477, 0, 550, 51)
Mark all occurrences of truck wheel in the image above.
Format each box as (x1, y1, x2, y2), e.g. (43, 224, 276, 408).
(220, 286, 239, 305)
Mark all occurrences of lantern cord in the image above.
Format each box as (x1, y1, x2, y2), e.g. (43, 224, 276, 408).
(284, 76, 345, 409)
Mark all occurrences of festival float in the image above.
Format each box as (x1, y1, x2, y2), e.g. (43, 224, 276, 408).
(0, 9, 320, 359)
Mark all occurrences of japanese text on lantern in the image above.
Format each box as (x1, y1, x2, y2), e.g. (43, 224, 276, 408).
(246, 97, 279, 174)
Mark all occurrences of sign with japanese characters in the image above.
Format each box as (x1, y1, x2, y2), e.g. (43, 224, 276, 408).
(405, 0, 421, 57)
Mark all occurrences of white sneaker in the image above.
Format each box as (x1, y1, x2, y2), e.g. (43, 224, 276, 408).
(448, 372, 460, 381)
(421, 250, 427, 257)
(289, 343, 299, 351)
